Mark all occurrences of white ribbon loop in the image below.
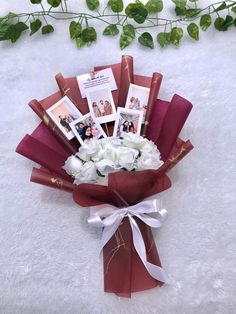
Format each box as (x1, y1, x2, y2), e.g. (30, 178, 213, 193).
(88, 199, 169, 284)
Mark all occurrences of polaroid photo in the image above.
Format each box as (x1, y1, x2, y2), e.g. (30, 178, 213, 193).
(70, 113, 107, 146)
(113, 107, 143, 138)
(77, 68, 117, 98)
(46, 96, 82, 140)
(86, 86, 117, 124)
(125, 84, 150, 122)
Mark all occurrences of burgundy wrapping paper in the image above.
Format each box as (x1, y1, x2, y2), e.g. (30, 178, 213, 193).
(142, 72, 163, 137)
(156, 94, 193, 161)
(16, 134, 72, 181)
(73, 171, 171, 297)
(31, 167, 75, 192)
(29, 98, 78, 154)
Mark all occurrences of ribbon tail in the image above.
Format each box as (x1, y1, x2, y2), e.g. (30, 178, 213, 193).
(129, 215, 170, 284)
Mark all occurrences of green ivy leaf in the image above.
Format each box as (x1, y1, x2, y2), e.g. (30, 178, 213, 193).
(30, 0, 42, 3)
(86, 0, 99, 10)
(42, 24, 54, 34)
(125, 3, 148, 24)
(0, 23, 10, 41)
(138, 32, 154, 48)
(5, 22, 28, 43)
(47, 0, 61, 8)
(187, 23, 199, 40)
(200, 14, 212, 31)
(215, 1, 226, 12)
(223, 15, 234, 30)
(119, 33, 134, 49)
(175, 6, 186, 16)
(156, 32, 171, 47)
(30, 19, 42, 36)
(69, 21, 82, 39)
(232, 6, 236, 13)
(108, 0, 124, 13)
(146, 0, 163, 14)
(171, 0, 187, 9)
(123, 24, 135, 39)
(103, 24, 119, 36)
(170, 27, 183, 46)
(81, 27, 97, 43)
(214, 16, 233, 31)
(185, 8, 201, 17)
(0, 12, 17, 25)
(76, 37, 86, 48)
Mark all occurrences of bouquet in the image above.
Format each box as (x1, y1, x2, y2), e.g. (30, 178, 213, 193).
(16, 55, 193, 298)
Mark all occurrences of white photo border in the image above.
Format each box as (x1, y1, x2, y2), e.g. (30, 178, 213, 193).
(46, 96, 82, 141)
(70, 113, 107, 146)
(113, 107, 143, 138)
(86, 86, 117, 124)
(125, 83, 150, 123)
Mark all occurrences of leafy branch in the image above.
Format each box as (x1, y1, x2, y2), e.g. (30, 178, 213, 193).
(0, 0, 236, 49)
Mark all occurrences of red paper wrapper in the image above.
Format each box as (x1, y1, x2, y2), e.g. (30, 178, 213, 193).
(16, 56, 194, 298)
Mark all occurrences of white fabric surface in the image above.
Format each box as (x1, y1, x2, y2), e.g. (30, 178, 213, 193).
(0, 0, 236, 313)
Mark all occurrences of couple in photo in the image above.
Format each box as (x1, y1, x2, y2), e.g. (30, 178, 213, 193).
(59, 113, 77, 133)
(92, 99, 112, 118)
(75, 121, 103, 141)
(119, 120, 136, 137)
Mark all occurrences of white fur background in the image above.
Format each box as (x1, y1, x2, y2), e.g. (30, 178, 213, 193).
(0, 1, 236, 313)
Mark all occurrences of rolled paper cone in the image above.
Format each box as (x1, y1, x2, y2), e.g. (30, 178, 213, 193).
(16, 134, 72, 181)
(156, 94, 193, 161)
(118, 55, 134, 107)
(55, 72, 89, 115)
(142, 72, 163, 137)
(31, 167, 75, 192)
(156, 139, 194, 175)
(29, 99, 78, 154)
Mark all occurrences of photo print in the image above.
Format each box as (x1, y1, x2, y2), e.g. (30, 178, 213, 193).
(46, 96, 82, 140)
(86, 86, 116, 124)
(70, 113, 107, 145)
(113, 107, 143, 138)
(125, 84, 150, 122)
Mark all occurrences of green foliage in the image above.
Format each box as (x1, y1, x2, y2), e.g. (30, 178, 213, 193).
(42, 24, 54, 34)
(103, 24, 119, 36)
(138, 32, 154, 48)
(171, 0, 187, 10)
(108, 0, 124, 13)
(86, 0, 99, 10)
(170, 27, 183, 46)
(0, 0, 235, 50)
(47, 0, 61, 7)
(146, 0, 163, 13)
(200, 14, 212, 31)
(30, 19, 42, 36)
(81, 27, 97, 43)
(187, 23, 199, 40)
(30, 0, 42, 3)
(69, 21, 82, 39)
(125, 2, 148, 24)
(157, 32, 171, 47)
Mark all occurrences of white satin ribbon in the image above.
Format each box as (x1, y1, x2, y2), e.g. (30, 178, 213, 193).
(88, 199, 169, 284)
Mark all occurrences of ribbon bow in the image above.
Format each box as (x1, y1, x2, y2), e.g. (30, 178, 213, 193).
(88, 199, 169, 284)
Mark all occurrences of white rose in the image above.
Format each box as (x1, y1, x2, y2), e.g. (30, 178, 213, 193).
(141, 140, 160, 155)
(74, 161, 98, 184)
(117, 147, 139, 171)
(123, 132, 147, 150)
(77, 139, 101, 161)
(95, 159, 117, 175)
(63, 155, 83, 176)
(137, 153, 163, 170)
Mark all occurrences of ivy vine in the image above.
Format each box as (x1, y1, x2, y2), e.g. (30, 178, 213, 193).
(0, 0, 236, 49)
